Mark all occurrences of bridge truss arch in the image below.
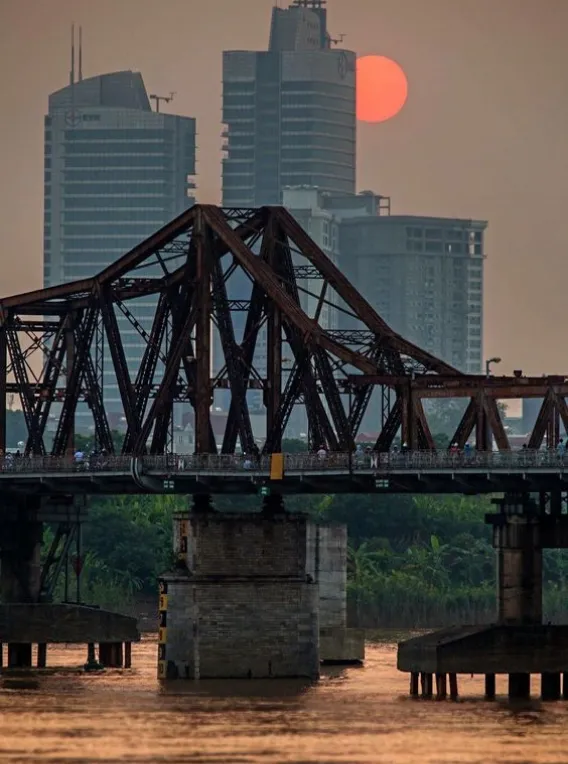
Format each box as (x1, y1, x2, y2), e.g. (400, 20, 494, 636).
(0, 205, 564, 457)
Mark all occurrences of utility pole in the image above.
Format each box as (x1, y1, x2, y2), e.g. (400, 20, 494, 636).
(149, 92, 176, 113)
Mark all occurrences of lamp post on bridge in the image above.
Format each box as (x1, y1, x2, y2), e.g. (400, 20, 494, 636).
(485, 356, 501, 378)
(485, 357, 502, 451)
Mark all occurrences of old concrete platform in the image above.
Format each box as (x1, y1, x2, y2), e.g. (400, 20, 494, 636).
(0, 603, 140, 644)
(398, 624, 568, 675)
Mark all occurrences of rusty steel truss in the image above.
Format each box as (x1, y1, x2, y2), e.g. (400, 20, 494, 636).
(0, 205, 564, 456)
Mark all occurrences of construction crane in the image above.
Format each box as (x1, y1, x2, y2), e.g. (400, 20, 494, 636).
(330, 33, 346, 45)
(149, 92, 176, 113)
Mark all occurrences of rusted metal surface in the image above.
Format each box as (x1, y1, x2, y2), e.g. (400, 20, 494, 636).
(0, 205, 565, 457)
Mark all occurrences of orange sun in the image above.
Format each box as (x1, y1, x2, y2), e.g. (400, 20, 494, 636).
(356, 55, 408, 123)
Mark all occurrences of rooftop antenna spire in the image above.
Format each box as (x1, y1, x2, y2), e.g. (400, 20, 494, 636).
(70, 24, 75, 86)
(149, 92, 176, 113)
(78, 25, 83, 81)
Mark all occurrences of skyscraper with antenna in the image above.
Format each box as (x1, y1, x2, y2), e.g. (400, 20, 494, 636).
(222, 0, 355, 206)
(216, 1, 354, 417)
(43, 35, 197, 427)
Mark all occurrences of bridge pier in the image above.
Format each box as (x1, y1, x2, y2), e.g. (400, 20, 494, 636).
(398, 493, 568, 701)
(495, 496, 542, 626)
(0, 495, 140, 669)
(159, 511, 320, 680)
(166, 510, 363, 674)
(306, 524, 364, 664)
(0, 498, 43, 668)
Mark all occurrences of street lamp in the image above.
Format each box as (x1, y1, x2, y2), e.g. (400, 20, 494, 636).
(484, 357, 501, 452)
(485, 357, 501, 378)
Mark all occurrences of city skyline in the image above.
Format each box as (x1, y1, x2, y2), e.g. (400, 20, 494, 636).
(1, 0, 568, 375)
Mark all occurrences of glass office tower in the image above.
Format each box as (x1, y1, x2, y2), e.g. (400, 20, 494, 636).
(222, 1, 356, 206)
(44, 70, 196, 426)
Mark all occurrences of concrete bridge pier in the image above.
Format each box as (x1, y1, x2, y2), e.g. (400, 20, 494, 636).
(0, 498, 43, 668)
(495, 497, 542, 627)
(162, 510, 364, 679)
(493, 495, 542, 700)
(159, 511, 320, 680)
(0, 495, 140, 670)
(306, 524, 365, 664)
(398, 493, 568, 701)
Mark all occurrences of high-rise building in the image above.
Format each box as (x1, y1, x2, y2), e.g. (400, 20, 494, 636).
(221, 0, 356, 207)
(284, 187, 487, 435)
(44, 69, 196, 424)
(338, 201, 487, 374)
(283, 188, 487, 375)
(215, 0, 356, 420)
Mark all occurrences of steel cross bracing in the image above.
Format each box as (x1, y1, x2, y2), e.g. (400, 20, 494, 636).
(0, 205, 565, 457)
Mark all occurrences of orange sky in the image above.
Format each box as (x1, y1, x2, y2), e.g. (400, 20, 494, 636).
(1, 0, 567, 375)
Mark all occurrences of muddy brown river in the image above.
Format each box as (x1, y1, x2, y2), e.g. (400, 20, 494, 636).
(0, 635, 566, 763)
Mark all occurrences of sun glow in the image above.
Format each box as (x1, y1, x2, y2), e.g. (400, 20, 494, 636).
(356, 55, 408, 123)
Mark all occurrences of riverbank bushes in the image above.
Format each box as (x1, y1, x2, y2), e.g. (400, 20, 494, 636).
(48, 487, 568, 628)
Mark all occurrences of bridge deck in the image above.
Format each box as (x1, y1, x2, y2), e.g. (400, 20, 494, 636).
(0, 451, 567, 495)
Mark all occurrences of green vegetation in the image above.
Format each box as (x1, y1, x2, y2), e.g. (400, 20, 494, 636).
(36, 435, 568, 627)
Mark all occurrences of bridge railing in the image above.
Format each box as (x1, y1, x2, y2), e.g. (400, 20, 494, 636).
(1, 449, 568, 475)
(143, 454, 278, 471)
(0, 455, 134, 473)
(359, 450, 568, 471)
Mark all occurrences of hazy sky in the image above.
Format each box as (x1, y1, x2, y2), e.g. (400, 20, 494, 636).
(1, 0, 567, 375)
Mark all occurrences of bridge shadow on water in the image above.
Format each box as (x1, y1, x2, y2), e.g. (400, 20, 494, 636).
(159, 677, 317, 700)
(157, 665, 352, 701)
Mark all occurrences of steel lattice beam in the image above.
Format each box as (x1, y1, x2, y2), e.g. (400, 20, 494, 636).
(0, 205, 564, 457)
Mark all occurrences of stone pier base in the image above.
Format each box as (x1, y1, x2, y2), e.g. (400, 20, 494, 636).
(307, 524, 365, 664)
(320, 627, 365, 663)
(159, 513, 319, 680)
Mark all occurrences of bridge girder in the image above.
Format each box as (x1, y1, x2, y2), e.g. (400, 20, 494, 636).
(0, 205, 562, 456)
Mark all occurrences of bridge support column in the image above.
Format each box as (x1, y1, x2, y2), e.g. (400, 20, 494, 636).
(484, 673, 496, 700)
(494, 496, 542, 626)
(99, 642, 124, 668)
(0, 498, 43, 668)
(509, 673, 530, 700)
(493, 495, 542, 699)
(160, 512, 319, 680)
(541, 672, 561, 700)
(306, 524, 364, 664)
(37, 643, 47, 668)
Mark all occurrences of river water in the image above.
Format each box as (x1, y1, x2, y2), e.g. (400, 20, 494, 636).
(0, 635, 567, 763)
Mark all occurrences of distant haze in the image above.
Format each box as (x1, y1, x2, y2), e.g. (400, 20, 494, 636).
(1, 0, 567, 375)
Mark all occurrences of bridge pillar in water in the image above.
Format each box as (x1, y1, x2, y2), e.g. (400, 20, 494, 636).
(493, 496, 542, 626)
(399, 492, 568, 700)
(306, 524, 365, 663)
(492, 495, 542, 699)
(159, 512, 320, 680)
(0, 498, 43, 668)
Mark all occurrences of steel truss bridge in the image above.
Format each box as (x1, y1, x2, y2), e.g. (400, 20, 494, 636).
(1, 204, 567, 471)
(2, 203, 568, 655)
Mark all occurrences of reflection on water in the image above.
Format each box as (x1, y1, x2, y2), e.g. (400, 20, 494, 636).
(0, 636, 567, 763)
